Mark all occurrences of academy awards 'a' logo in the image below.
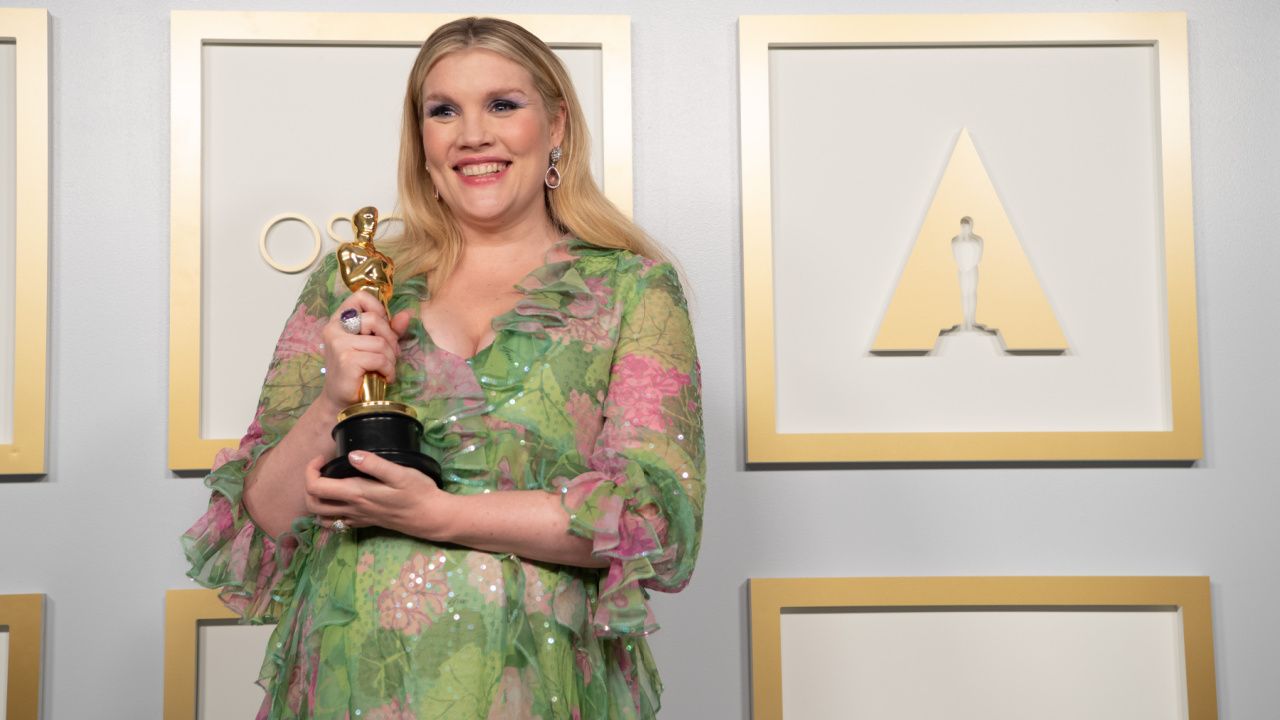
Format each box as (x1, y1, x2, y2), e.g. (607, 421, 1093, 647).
(872, 129, 1067, 354)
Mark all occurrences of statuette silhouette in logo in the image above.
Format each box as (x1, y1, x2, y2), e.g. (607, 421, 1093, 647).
(872, 129, 1067, 354)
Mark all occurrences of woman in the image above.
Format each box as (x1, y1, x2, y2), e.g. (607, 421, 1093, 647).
(182, 16, 704, 720)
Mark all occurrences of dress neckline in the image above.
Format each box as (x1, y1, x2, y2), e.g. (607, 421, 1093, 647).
(398, 235, 592, 363)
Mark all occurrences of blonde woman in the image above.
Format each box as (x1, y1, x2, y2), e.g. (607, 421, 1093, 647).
(184, 16, 704, 719)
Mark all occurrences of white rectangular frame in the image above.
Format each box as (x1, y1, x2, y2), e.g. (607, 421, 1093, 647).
(740, 13, 1201, 463)
(169, 11, 634, 470)
(0, 9, 49, 475)
(749, 577, 1217, 720)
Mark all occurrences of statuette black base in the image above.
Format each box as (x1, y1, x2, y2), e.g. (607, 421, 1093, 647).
(321, 410, 442, 486)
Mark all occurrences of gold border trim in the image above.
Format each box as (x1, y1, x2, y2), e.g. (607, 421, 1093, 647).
(164, 588, 240, 720)
(0, 9, 49, 474)
(748, 576, 1217, 720)
(739, 13, 1201, 462)
(169, 11, 634, 470)
(0, 593, 46, 720)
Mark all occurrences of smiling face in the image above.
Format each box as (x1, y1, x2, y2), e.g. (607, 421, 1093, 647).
(420, 48, 565, 237)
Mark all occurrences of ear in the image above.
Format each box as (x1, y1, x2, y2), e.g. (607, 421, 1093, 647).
(549, 101, 567, 149)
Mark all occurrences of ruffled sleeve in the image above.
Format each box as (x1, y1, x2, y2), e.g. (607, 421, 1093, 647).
(558, 259, 705, 638)
(181, 257, 339, 623)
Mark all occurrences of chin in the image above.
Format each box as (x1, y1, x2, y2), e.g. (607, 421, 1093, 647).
(451, 192, 540, 227)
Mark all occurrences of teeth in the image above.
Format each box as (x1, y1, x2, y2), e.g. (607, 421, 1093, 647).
(460, 162, 505, 177)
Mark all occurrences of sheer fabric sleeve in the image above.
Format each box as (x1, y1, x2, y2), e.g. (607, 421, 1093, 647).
(180, 257, 337, 623)
(559, 260, 706, 638)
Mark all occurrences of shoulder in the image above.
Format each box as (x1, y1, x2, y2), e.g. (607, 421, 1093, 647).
(296, 254, 343, 312)
(571, 240, 683, 302)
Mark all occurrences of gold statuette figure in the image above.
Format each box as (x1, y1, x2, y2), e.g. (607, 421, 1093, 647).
(322, 206, 441, 485)
(335, 207, 413, 420)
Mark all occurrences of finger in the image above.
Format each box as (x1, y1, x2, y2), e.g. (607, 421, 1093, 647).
(334, 344, 398, 384)
(336, 334, 399, 365)
(336, 334, 394, 353)
(347, 450, 416, 487)
(319, 515, 363, 532)
(329, 295, 390, 344)
(306, 465, 362, 505)
(334, 290, 388, 320)
(307, 494, 355, 517)
(302, 456, 325, 509)
(302, 474, 353, 512)
(305, 455, 325, 480)
(331, 333, 399, 379)
(356, 311, 401, 351)
(390, 310, 413, 338)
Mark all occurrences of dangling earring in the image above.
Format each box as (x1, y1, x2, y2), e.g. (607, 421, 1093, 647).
(426, 167, 440, 200)
(544, 146, 562, 190)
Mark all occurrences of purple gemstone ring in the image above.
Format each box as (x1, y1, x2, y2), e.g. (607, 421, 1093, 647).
(339, 308, 362, 335)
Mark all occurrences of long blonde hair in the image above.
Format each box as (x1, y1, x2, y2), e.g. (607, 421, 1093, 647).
(388, 17, 668, 284)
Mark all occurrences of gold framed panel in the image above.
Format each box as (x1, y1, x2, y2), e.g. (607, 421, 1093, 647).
(739, 13, 1201, 463)
(749, 576, 1217, 720)
(164, 588, 249, 720)
(169, 11, 634, 470)
(0, 594, 46, 720)
(0, 9, 49, 475)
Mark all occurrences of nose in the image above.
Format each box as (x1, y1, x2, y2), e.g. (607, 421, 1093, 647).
(457, 109, 492, 150)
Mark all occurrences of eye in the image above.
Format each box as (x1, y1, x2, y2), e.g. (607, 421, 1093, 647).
(425, 103, 457, 119)
(489, 98, 524, 113)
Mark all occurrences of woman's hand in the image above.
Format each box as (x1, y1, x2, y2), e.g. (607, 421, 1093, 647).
(319, 292, 413, 411)
(306, 452, 604, 567)
(304, 452, 455, 538)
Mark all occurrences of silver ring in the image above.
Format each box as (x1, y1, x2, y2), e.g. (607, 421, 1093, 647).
(339, 309, 362, 335)
(331, 518, 349, 533)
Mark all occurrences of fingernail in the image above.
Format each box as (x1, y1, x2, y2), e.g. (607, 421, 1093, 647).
(350, 451, 366, 464)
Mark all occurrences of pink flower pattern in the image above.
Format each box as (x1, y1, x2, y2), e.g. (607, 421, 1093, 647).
(485, 667, 536, 720)
(565, 389, 604, 459)
(269, 303, 326, 368)
(522, 563, 552, 616)
(363, 698, 416, 720)
(608, 354, 690, 432)
(377, 554, 450, 636)
(549, 276, 617, 351)
(465, 553, 505, 601)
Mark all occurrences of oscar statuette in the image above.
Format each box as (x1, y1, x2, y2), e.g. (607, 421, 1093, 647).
(320, 206, 442, 486)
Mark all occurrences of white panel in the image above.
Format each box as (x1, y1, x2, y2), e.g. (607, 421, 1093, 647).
(781, 609, 1187, 720)
(0, 41, 17, 445)
(0, 627, 9, 720)
(202, 44, 606, 440)
(770, 46, 1168, 433)
(197, 622, 274, 720)
(556, 47, 605, 184)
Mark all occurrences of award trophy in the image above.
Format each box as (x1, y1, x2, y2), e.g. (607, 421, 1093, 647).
(320, 206, 442, 486)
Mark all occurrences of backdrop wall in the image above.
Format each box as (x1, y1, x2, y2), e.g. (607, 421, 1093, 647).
(0, 0, 1276, 718)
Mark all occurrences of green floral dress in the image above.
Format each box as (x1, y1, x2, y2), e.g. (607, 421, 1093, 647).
(182, 239, 705, 719)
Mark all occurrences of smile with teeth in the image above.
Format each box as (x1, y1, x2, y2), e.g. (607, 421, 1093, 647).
(458, 162, 509, 177)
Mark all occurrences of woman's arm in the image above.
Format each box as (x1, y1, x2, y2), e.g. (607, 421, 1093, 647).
(244, 289, 411, 538)
(242, 397, 342, 538)
(303, 452, 607, 567)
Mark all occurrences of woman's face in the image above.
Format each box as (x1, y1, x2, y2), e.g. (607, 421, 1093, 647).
(420, 48, 565, 235)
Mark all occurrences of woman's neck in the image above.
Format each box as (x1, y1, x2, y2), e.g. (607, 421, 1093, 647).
(457, 207, 562, 250)
(455, 215, 563, 270)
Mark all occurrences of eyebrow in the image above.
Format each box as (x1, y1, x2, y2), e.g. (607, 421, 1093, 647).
(422, 87, 532, 104)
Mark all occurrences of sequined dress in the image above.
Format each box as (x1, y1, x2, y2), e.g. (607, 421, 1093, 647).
(181, 239, 705, 719)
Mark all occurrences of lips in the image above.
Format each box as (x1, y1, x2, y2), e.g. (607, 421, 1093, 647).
(453, 155, 512, 183)
(458, 162, 508, 177)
